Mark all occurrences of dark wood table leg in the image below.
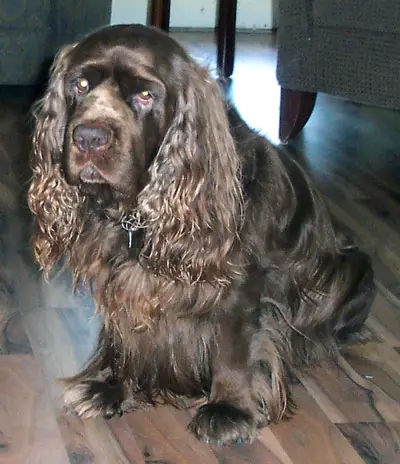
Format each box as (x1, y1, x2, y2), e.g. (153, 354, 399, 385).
(148, 0, 171, 32)
(216, 0, 238, 79)
(279, 88, 317, 142)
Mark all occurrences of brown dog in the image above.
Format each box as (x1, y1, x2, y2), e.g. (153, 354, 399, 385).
(28, 24, 375, 445)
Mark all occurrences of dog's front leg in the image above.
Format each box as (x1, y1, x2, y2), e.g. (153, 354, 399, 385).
(188, 316, 263, 445)
(188, 309, 294, 445)
(61, 325, 139, 418)
(188, 359, 259, 445)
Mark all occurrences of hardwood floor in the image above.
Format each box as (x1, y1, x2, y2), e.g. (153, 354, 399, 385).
(1, 31, 400, 463)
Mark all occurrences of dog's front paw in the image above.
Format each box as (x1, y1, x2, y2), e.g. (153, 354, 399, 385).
(63, 379, 124, 419)
(188, 402, 256, 446)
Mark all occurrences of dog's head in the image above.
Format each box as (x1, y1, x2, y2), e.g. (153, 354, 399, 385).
(28, 24, 243, 284)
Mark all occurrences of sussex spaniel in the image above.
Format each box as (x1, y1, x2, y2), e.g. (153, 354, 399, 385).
(28, 24, 375, 445)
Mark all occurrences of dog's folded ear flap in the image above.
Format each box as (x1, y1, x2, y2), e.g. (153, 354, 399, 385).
(28, 44, 84, 275)
(137, 59, 244, 285)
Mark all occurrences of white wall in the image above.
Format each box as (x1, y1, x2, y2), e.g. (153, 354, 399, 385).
(111, 0, 276, 30)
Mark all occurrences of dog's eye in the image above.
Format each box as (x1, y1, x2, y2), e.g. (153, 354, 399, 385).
(136, 90, 153, 105)
(76, 77, 90, 94)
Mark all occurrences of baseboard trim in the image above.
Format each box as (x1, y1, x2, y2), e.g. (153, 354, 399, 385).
(169, 27, 277, 34)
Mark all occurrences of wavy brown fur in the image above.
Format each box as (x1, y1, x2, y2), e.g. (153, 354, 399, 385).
(28, 44, 84, 272)
(27, 24, 375, 445)
(137, 62, 243, 285)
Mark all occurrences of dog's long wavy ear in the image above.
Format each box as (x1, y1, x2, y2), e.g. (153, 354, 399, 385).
(137, 58, 243, 285)
(27, 44, 84, 275)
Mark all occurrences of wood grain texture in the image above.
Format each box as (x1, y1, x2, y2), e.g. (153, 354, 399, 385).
(115, 407, 220, 464)
(57, 414, 132, 464)
(1, 31, 400, 463)
(271, 386, 365, 464)
(0, 355, 69, 464)
(337, 423, 400, 464)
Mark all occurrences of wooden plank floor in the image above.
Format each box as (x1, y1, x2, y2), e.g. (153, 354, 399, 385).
(1, 31, 400, 463)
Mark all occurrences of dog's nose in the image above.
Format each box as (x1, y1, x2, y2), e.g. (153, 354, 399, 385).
(72, 124, 111, 153)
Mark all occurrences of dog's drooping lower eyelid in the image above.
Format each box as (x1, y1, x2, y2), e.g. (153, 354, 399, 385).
(75, 77, 90, 95)
(135, 90, 153, 105)
(69, 66, 109, 95)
